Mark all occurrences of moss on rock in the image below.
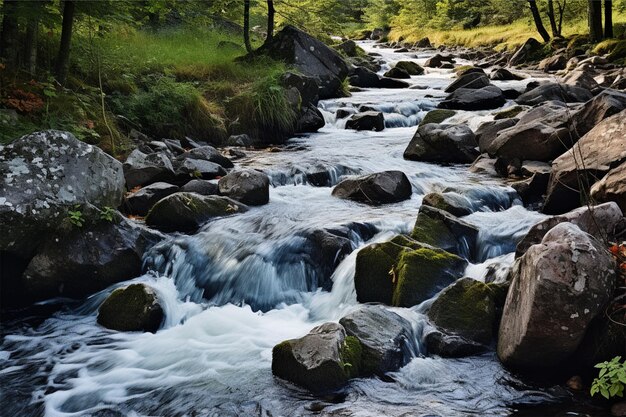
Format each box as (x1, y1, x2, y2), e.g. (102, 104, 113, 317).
(494, 106, 524, 120)
(395, 61, 424, 75)
(354, 241, 408, 305)
(97, 283, 164, 333)
(419, 109, 456, 126)
(340, 336, 363, 379)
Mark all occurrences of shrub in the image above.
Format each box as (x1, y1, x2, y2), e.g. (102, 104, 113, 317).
(591, 356, 626, 399)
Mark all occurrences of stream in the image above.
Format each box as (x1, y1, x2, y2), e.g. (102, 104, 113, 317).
(0, 42, 601, 417)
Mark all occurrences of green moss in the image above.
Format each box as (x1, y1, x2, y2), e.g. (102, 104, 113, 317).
(392, 248, 464, 307)
(453, 65, 474, 74)
(354, 241, 408, 304)
(419, 109, 456, 126)
(340, 336, 363, 378)
(567, 34, 591, 51)
(410, 209, 453, 246)
(395, 61, 424, 75)
(494, 106, 524, 120)
(97, 284, 162, 332)
(607, 40, 626, 63)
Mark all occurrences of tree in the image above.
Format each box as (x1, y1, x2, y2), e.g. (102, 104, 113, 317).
(265, 0, 275, 44)
(547, 0, 567, 38)
(243, 0, 252, 53)
(0, 0, 19, 67)
(589, 0, 603, 42)
(604, 0, 613, 38)
(55, 0, 76, 85)
(528, 0, 551, 42)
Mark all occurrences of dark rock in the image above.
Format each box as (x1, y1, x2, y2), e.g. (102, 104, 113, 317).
(538, 54, 567, 72)
(280, 71, 320, 107)
(515, 82, 593, 106)
(498, 223, 616, 370)
(296, 103, 325, 133)
(425, 328, 488, 357)
(415, 37, 431, 48)
(508, 38, 542, 66)
(180, 179, 219, 196)
(177, 146, 234, 169)
(145, 192, 247, 232)
(476, 118, 518, 154)
(345, 111, 385, 131)
(174, 158, 227, 182)
(422, 192, 473, 216)
(384, 67, 411, 79)
(125, 182, 179, 216)
(591, 161, 626, 212)
(334, 40, 361, 57)
(444, 73, 491, 93)
(403, 123, 478, 164)
(564, 70, 602, 94)
(124, 149, 175, 189)
(469, 154, 498, 176)
(419, 109, 456, 126)
(332, 171, 412, 205)
(455, 67, 486, 77)
(490, 68, 524, 81)
(511, 173, 550, 207)
(503, 89, 522, 99)
(218, 169, 270, 206)
(97, 284, 164, 333)
(439, 85, 506, 111)
(394, 61, 424, 75)
(226, 134, 254, 147)
(425, 54, 454, 68)
(339, 305, 413, 376)
(571, 89, 626, 138)
(0, 130, 125, 259)
(336, 108, 355, 119)
(349, 67, 409, 89)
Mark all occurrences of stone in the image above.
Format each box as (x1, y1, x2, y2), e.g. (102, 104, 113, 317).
(334, 40, 361, 57)
(403, 123, 478, 164)
(0, 131, 125, 259)
(296, 103, 325, 133)
(424, 328, 488, 357)
(543, 110, 626, 214)
(174, 158, 227, 182)
(469, 154, 498, 176)
(272, 322, 361, 392)
(218, 169, 270, 206)
(444, 72, 491, 93)
(538, 54, 567, 72)
(515, 82, 593, 106)
(490, 68, 524, 81)
(332, 171, 412, 205)
(422, 192, 473, 216)
(383, 67, 411, 79)
(439, 85, 507, 111)
(226, 134, 254, 147)
(280, 71, 320, 107)
(145, 192, 247, 232)
(339, 305, 413, 375)
(97, 284, 164, 333)
(419, 109, 456, 126)
(508, 38, 542, 66)
(511, 173, 550, 208)
(493, 106, 525, 120)
(349, 67, 409, 89)
(180, 179, 219, 196)
(123, 149, 175, 189)
(394, 61, 424, 75)
(345, 111, 385, 131)
(125, 182, 179, 216)
(411, 205, 479, 260)
(498, 223, 616, 370)
(591, 161, 626, 212)
(571, 89, 626, 139)
(425, 54, 454, 68)
(476, 119, 518, 155)
(177, 146, 234, 169)
(564, 70, 602, 94)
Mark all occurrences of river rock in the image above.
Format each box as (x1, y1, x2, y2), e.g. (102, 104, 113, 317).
(439, 85, 507, 111)
(444, 73, 491, 93)
(177, 146, 233, 169)
(476, 119, 518, 154)
(516, 82, 593, 106)
(296, 103, 325, 133)
(22, 213, 162, 301)
(174, 158, 227, 183)
(218, 169, 270, 206)
(97, 283, 164, 333)
(490, 68, 524, 81)
(425, 54, 454, 68)
(469, 154, 498, 176)
(226, 134, 254, 147)
(419, 109, 456, 126)
(394, 61, 424, 75)
(543, 110, 626, 214)
(508, 38, 542, 66)
(180, 179, 219, 196)
(591, 161, 626, 212)
(516, 202, 625, 258)
(428, 278, 506, 345)
(272, 322, 361, 392)
(0, 130, 125, 259)
(280, 72, 320, 107)
(422, 192, 473, 216)
(339, 305, 413, 375)
(125, 182, 179, 216)
(403, 123, 478, 164)
(571, 89, 626, 139)
(123, 149, 175, 189)
(145, 192, 247, 232)
(538, 54, 567, 72)
(349, 67, 409, 89)
(384, 67, 411, 79)
(498, 222, 616, 370)
(345, 111, 385, 131)
(411, 205, 479, 260)
(424, 328, 488, 357)
(332, 171, 412, 205)
(564, 70, 602, 94)
(256, 25, 349, 99)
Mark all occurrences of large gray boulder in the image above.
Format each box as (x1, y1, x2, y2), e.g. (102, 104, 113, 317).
(332, 171, 412, 205)
(339, 305, 414, 376)
(272, 322, 361, 392)
(125, 182, 179, 216)
(439, 85, 507, 111)
(0, 130, 125, 258)
(256, 25, 349, 99)
(218, 169, 270, 206)
(516, 82, 593, 106)
(444, 72, 491, 93)
(145, 192, 248, 232)
(123, 149, 175, 189)
(476, 118, 518, 154)
(498, 223, 616, 370)
(97, 283, 164, 333)
(591, 161, 626, 212)
(404, 123, 478, 164)
(544, 110, 626, 214)
(177, 146, 233, 169)
(571, 89, 626, 139)
(174, 158, 227, 182)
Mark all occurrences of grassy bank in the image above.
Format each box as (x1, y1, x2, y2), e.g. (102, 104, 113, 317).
(0, 25, 289, 155)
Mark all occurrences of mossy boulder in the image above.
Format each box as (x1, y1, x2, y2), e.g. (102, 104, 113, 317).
(97, 284, 164, 333)
(271, 322, 362, 392)
(392, 247, 467, 307)
(422, 192, 473, 217)
(419, 109, 456, 127)
(145, 192, 248, 232)
(411, 205, 479, 261)
(394, 61, 424, 75)
(428, 277, 505, 345)
(493, 106, 525, 120)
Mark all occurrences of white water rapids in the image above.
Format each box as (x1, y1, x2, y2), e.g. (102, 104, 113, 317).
(1, 42, 581, 417)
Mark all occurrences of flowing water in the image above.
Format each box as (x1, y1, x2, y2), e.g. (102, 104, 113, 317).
(0, 42, 599, 417)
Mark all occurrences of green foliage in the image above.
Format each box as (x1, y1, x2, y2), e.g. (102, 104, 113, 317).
(99, 206, 117, 222)
(68, 207, 85, 228)
(591, 356, 626, 399)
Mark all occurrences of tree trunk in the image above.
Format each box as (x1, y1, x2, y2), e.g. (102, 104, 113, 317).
(0, 0, 19, 67)
(588, 0, 603, 42)
(604, 0, 613, 38)
(547, 0, 560, 37)
(25, 15, 39, 75)
(528, 0, 551, 42)
(55, 0, 75, 85)
(265, 0, 275, 44)
(557, 0, 567, 36)
(243, 0, 252, 53)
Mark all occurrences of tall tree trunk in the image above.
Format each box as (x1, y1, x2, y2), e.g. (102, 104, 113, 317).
(24, 10, 40, 75)
(557, 0, 567, 36)
(588, 0, 603, 42)
(547, 0, 560, 37)
(528, 0, 551, 42)
(265, 0, 275, 44)
(604, 0, 613, 38)
(55, 0, 75, 85)
(0, 0, 19, 67)
(243, 0, 252, 53)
